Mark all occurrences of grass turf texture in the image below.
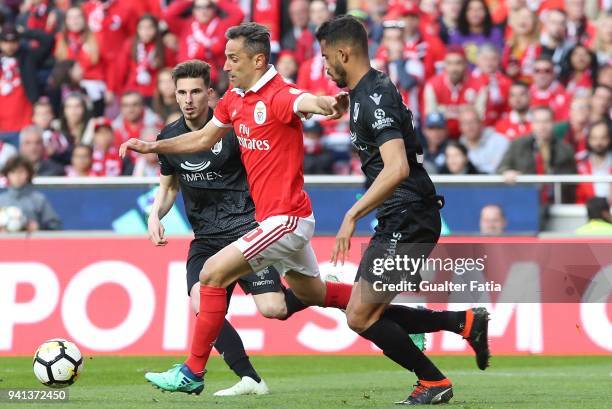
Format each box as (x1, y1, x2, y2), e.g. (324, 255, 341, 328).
(0, 355, 610, 409)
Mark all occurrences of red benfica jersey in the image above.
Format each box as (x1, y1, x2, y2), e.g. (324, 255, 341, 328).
(495, 111, 532, 141)
(213, 66, 312, 221)
(471, 69, 512, 126)
(530, 81, 570, 121)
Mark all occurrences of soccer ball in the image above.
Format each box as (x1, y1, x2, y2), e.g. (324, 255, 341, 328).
(33, 339, 83, 388)
(0, 206, 27, 232)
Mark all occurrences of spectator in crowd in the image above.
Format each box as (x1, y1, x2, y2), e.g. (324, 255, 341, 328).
(0, 137, 17, 170)
(539, 8, 571, 68)
(16, 0, 61, 35)
(459, 105, 509, 174)
(421, 112, 449, 174)
(281, 0, 312, 62)
(497, 106, 576, 202)
(472, 44, 512, 126)
(530, 56, 571, 120)
(594, 12, 612, 67)
(561, 43, 598, 97)
(117, 14, 176, 103)
(152, 67, 180, 122)
(82, 0, 138, 97)
(576, 121, 611, 203)
(0, 155, 62, 231)
(276, 50, 298, 82)
(112, 91, 162, 146)
(32, 98, 70, 165)
(437, 0, 462, 44)
(164, 0, 244, 84)
(54, 7, 105, 115)
(564, 0, 596, 47)
(590, 84, 612, 122)
(440, 140, 481, 175)
(59, 92, 92, 147)
(131, 127, 160, 177)
(19, 125, 64, 176)
(91, 117, 130, 177)
(0, 23, 53, 144)
(65, 143, 95, 177)
(557, 95, 592, 157)
(301, 120, 333, 174)
(495, 81, 532, 140)
(479, 204, 507, 235)
(449, 0, 504, 65)
(575, 196, 612, 235)
(424, 46, 486, 139)
(502, 6, 540, 83)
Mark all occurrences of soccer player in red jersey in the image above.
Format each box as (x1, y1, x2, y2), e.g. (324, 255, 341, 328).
(120, 23, 354, 394)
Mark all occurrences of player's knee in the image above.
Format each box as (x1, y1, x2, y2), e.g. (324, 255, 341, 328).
(346, 311, 370, 333)
(258, 303, 288, 320)
(199, 262, 223, 287)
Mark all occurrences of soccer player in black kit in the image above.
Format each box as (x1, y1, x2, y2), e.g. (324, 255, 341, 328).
(147, 60, 307, 396)
(316, 17, 491, 405)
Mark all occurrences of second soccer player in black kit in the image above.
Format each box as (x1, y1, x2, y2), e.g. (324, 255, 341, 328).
(146, 60, 308, 396)
(316, 16, 491, 405)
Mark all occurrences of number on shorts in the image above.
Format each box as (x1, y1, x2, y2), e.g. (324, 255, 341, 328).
(243, 227, 264, 243)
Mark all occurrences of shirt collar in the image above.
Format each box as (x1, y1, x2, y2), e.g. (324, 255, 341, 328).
(232, 65, 278, 96)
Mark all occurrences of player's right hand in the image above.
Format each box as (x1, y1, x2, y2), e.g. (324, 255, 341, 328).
(148, 217, 168, 246)
(119, 138, 154, 158)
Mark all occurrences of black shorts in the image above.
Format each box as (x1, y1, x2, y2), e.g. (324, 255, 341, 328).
(186, 238, 282, 297)
(355, 197, 442, 287)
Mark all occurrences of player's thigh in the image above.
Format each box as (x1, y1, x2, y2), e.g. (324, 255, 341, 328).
(238, 265, 286, 318)
(200, 243, 254, 287)
(284, 270, 327, 306)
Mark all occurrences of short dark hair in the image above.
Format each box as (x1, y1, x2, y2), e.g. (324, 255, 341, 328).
(534, 55, 554, 66)
(586, 197, 610, 220)
(511, 80, 529, 90)
(171, 60, 211, 87)
(1, 155, 35, 183)
(226, 22, 271, 63)
(315, 15, 368, 56)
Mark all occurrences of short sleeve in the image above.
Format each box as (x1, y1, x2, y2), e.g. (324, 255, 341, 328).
(271, 85, 312, 124)
(361, 91, 404, 146)
(212, 94, 233, 128)
(156, 133, 174, 176)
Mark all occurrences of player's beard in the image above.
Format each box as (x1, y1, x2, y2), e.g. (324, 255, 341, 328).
(329, 62, 348, 89)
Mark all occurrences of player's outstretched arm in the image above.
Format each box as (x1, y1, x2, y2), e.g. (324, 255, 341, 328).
(297, 92, 349, 119)
(332, 139, 409, 265)
(119, 121, 229, 157)
(148, 174, 179, 246)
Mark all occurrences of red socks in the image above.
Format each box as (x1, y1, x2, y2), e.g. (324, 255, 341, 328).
(419, 378, 452, 387)
(323, 281, 352, 309)
(184, 285, 227, 376)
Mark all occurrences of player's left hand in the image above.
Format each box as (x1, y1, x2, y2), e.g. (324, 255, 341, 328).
(331, 213, 356, 266)
(327, 92, 349, 120)
(119, 138, 154, 158)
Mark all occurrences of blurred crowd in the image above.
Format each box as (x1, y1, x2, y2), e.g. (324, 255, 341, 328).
(0, 0, 610, 207)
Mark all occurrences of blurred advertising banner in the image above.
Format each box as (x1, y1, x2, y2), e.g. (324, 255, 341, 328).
(0, 237, 610, 356)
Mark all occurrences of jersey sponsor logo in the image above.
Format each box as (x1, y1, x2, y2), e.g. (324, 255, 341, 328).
(181, 171, 222, 182)
(369, 93, 382, 105)
(350, 131, 368, 151)
(254, 100, 267, 125)
(236, 135, 271, 151)
(180, 160, 211, 172)
(371, 109, 395, 130)
(353, 102, 360, 123)
(211, 140, 223, 155)
(374, 109, 386, 120)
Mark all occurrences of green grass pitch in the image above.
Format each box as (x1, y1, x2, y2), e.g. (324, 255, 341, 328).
(1, 355, 611, 409)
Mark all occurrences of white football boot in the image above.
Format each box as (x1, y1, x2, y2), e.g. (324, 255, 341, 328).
(213, 376, 270, 396)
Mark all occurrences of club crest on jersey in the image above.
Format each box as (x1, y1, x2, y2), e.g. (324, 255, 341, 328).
(254, 101, 267, 125)
(211, 140, 222, 155)
(353, 102, 360, 122)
